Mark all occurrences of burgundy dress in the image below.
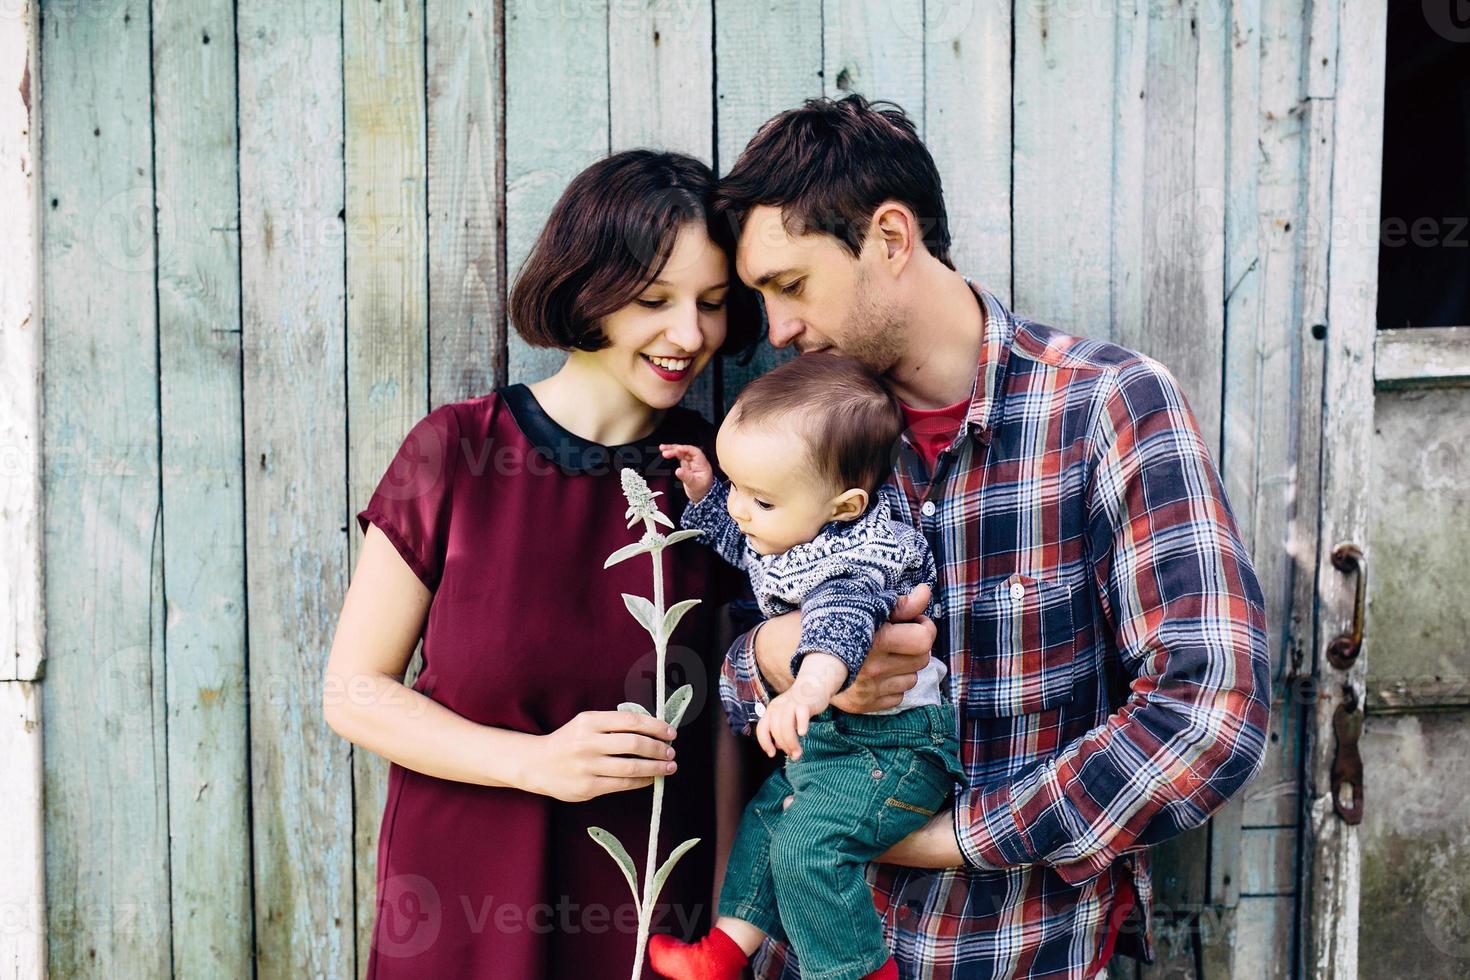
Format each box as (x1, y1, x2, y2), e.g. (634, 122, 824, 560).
(356, 383, 748, 979)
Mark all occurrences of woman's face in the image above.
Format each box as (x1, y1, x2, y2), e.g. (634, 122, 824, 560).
(592, 223, 731, 411)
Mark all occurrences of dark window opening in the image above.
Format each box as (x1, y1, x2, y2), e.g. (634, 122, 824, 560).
(1376, 4, 1470, 329)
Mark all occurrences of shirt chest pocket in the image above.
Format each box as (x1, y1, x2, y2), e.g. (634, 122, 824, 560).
(963, 574, 1087, 716)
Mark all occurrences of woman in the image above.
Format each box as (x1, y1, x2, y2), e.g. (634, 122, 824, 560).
(323, 150, 760, 978)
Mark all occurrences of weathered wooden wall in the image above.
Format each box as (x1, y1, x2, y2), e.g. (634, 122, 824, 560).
(34, 1, 1353, 976)
(1, 3, 44, 978)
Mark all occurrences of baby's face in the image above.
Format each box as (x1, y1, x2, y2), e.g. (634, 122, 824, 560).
(714, 417, 857, 555)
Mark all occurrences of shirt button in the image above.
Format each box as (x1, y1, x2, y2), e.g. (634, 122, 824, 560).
(872, 768, 884, 780)
(920, 500, 936, 517)
(1010, 581, 1026, 601)
(754, 701, 766, 718)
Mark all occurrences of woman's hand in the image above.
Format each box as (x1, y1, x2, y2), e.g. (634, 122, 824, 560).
(658, 443, 715, 503)
(524, 709, 680, 803)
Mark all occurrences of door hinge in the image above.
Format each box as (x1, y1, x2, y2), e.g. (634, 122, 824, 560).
(1331, 685, 1365, 825)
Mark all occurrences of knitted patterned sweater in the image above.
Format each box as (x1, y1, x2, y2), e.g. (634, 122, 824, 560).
(679, 480, 948, 713)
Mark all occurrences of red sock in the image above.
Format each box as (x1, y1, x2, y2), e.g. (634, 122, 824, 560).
(863, 956, 899, 980)
(647, 926, 749, 980)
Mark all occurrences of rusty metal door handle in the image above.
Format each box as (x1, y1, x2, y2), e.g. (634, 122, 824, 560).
(1327, 543, 1366, 670)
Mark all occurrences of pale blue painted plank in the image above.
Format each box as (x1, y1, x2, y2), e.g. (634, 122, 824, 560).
(344, 1, 430, 974)
(237, 0, 353, 974)
(823, 0, 923, 123)
(1013, 0, 1117, 331)
(922, 0, 1012, 301)
(429, 0, 504, 401)
(152, 0, 253, 974)
(505, 0, 609, 385)
(40, 2, 170, 975)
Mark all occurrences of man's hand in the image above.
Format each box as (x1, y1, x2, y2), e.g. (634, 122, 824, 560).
(831, 583, 936, 714)
(872, 806, 966, 868)
(752, 584, 937, 714)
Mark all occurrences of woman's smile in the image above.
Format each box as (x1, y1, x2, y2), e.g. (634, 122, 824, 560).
(641, 352, 695, 382)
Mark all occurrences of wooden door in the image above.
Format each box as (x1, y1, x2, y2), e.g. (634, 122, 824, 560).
(1300, 2, 1388, 977)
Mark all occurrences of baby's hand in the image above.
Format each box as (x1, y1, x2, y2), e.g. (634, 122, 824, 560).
(658, 443, 714, 503)
(756, 690, 822, 760)
(755, 653, 845, 760)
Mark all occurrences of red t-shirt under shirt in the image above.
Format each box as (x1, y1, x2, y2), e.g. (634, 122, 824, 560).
(897, 394, 971, 474)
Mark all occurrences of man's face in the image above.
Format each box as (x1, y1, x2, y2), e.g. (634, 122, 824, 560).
(735, 205, 905, 374)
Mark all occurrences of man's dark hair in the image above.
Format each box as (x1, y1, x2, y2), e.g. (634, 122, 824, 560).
(729, 351, 902, 497)
(510, 149, 761, 356)
(715, 94, 953, 269)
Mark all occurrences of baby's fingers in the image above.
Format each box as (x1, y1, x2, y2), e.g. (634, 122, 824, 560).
(777, 715, 802, 760)
(755, 714, 776, 758)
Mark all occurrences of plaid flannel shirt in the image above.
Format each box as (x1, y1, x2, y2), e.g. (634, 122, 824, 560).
(718, 283, 1270, 979)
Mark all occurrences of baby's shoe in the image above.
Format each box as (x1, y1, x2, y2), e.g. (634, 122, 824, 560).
(647, 926, 748, 979)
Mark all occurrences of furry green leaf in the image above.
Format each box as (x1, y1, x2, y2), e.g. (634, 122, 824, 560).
(587, 827, 641, 915)
(663, 684, 694, 729)
(649, 837, 701, 908)
(660, 599, 702, 642)
(621, 593, 659, 635)
(604, 541, 653, 569)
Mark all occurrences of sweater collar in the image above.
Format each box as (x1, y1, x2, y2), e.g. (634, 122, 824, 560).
(760, 484, 900, 573)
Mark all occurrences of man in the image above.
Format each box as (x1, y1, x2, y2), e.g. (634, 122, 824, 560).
(712, 95, 1270, 979)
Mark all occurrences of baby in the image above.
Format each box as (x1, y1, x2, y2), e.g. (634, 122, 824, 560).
(649, 352, 965, 980)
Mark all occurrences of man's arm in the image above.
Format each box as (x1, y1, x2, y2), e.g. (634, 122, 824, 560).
(951, 356, 1271, 885)
(716, 587, 937, 739)
(717, 617, 785, 739)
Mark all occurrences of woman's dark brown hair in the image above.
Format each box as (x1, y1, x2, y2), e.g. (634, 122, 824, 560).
(729, 351, 903, 497)
(715, 94, 953, 270)
(510, 149, 761, 360)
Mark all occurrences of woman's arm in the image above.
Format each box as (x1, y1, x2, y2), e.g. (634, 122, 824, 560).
(323, 525, 541, 789)
(324, 524, 679, 800)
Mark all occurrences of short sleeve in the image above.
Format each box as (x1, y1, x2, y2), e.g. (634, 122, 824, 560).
(356, 403, 462, 591)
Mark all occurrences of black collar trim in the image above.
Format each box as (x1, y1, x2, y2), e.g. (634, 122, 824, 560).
(497, 382, 681, 478)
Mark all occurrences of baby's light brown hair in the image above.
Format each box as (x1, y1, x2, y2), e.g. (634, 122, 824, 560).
(727, 352, 903, 498)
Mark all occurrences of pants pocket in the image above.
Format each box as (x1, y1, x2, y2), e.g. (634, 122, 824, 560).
(873, 751, 956, 847)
